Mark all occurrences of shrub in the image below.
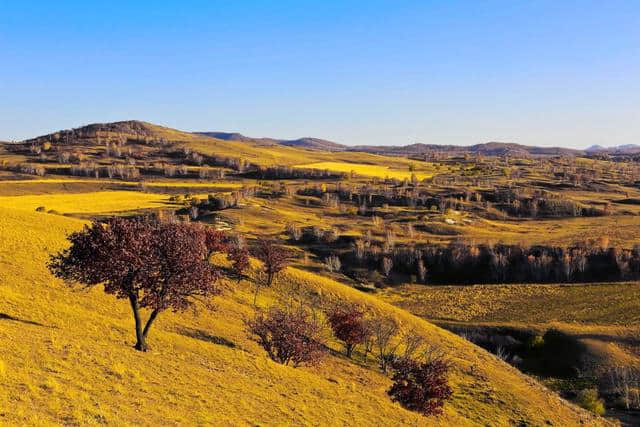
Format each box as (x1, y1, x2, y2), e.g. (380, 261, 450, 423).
(326, 303, 369, 358)
(387, 357, 453, 417)
(247, 306, 325, 367)
(576, 388, 605, 416)
(35, 206, 46, 212)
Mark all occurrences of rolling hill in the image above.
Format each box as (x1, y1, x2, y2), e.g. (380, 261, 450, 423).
(0, 199, 609, 425)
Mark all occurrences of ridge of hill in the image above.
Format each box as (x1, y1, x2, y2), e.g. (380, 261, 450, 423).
(349, 141, 584, 157)
(196, 131, 347, 151)
(0, 202, 609, 425)
(12, 120, 590, 160)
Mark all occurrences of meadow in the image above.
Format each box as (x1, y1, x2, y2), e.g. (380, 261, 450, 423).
(294, 161, 435, 180)
(1, 120, 636, 425)
(0, 204, 603, 425)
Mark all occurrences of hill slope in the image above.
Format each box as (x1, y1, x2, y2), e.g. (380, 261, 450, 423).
(14, 120, 433, 168)
(0, 204, 607, 425)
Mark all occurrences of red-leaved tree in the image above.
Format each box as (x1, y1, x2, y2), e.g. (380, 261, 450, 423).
(250, 237, 292, 305)
(48, 217, 245, 351)
(387, 357, 453, 417)
(247, 306, 325, 367)
(327, 303, 370, 358)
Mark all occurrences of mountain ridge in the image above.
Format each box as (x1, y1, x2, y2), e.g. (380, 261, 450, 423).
(9, 120, 635, 157)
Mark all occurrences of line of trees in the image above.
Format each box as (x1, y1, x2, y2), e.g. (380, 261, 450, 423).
(343, 239, 640, 284)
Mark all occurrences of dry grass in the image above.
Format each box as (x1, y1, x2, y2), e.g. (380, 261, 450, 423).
(0, 191, 172, 214)
(294, 161, 434, 180)
(0, 205, 607, 426)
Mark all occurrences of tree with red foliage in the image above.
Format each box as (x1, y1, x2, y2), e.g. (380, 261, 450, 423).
(387, 357, 453, 417)
(327, 303, 370, 358)
(247, 306, 325, 367)
(251, 238, 292, 286)
(48, 217, 245, 351)
(250, 237, 292, 305)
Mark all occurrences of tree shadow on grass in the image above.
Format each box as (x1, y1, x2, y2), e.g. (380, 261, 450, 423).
(0, 312, 47, 327)
(178, 327, 237, 348)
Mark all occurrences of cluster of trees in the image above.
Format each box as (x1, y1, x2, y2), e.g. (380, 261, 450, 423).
(248, 166, 345, 180)
(488, 188, 607, 218)
(247, 300, 452, 417)
(285, 223, 340, 244)
(344, 238, 640, 285)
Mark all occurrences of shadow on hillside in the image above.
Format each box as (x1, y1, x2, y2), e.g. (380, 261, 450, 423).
(574, 333, 640, 347)
(178, 328, 237, 348)
(0, 312, 47, 327)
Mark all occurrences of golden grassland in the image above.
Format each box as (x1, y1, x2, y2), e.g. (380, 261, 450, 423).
(0, 178, 243, 188)
(0, 206, 607, 426)
(294, 161, 435, 180)
(379, 283, 640, 325)
(0, 191, 173, 215)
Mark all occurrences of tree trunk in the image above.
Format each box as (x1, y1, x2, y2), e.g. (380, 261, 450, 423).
(253, 283, 260, 307)
(142, 309, 160, 340)
(129, 294, 147, 351)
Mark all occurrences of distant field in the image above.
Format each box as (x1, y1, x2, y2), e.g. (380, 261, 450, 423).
(379, 283, 640, 325)
(0, 179, 243, 188)
(294, 161, 433, 180)
(0, 191, 171, 214)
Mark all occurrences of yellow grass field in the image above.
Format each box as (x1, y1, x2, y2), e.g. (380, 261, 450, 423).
(0, 179, 243, 188)
(0, 205, 605, 425)
(295, 161, 433, 180)
(0, 191, 171, 214)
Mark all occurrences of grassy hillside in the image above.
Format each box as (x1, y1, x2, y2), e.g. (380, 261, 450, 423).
(0, 205, 607, 425)
(18, 120, 433, 170)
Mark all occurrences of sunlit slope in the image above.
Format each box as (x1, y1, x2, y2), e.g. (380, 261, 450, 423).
(21, 120, 431, 169)
(0, 207, 607, 425)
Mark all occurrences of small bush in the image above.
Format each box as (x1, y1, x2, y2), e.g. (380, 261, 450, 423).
(247, 306, 325, 367)
(576, 388, 605, 416)
(387, 357, 453, 417)
(35, 206, 46, 212)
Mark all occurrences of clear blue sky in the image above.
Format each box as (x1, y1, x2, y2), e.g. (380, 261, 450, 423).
(1, 1, 638, 147)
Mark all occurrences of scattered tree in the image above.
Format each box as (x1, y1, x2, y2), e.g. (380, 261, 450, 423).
(48, 217, 244, 351)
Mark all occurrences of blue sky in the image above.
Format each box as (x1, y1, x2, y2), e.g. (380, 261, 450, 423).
(1, 1, 638, 147)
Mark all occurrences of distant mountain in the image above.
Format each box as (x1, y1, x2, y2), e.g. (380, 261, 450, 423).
(586, 145, 607, 152)
(586, 144, 640, 154)
(13, 120, 631, 159)
(348, 141, 583, 157)
(196, 132, 347, 151)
